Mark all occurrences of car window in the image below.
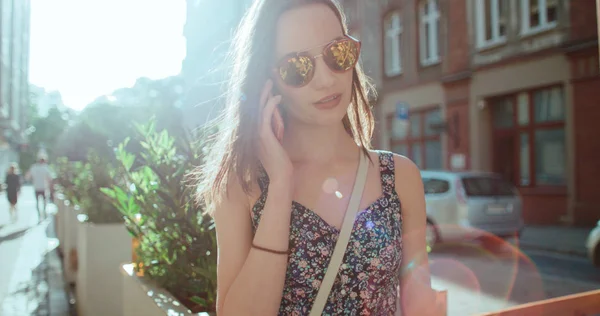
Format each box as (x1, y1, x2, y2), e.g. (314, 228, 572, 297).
(423, 177, 450, 194)
(461, 176, 515, 196)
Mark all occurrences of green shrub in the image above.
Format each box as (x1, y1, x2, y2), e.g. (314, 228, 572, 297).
(53, 151, 123, 224)
(101, 119, 216, 312)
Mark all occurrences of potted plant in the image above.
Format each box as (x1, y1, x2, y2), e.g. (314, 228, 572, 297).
(102, 119, 217, 315)
(55, 152, 131, 316)
(53, 157, 83, 285)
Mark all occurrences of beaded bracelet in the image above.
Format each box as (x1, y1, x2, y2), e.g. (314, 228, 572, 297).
(251, 243, 289, 255)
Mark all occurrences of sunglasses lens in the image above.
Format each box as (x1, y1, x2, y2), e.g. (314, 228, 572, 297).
(323, 39, 360, 72)
(278, 55, 314, 87)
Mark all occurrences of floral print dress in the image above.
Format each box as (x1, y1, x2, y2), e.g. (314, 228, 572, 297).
(251, 151, 403, 315)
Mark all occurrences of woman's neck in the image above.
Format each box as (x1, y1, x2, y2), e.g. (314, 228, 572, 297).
(282, 120, 359, 165)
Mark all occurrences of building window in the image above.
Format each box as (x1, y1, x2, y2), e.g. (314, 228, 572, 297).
(419, 0, 440, 65)
(390, 108, 443, 169)
(475, 0, 508, 48)
(491, 86, 565, 187)
(521, 0, 558, 35)
(384, 11, 402, 76)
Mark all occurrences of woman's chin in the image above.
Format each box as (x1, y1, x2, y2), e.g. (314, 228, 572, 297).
(305, 107, 349, 125)
(302, 113, 346, 127)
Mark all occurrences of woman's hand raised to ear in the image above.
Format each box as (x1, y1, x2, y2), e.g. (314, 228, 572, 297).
(259, 79, 293, 183)
(215, 79, 295, 316)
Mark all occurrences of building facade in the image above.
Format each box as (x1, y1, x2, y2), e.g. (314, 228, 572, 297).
(0, 0, 31, 178)
(180, 0, 254, 129)
(354, 0, 599, 226)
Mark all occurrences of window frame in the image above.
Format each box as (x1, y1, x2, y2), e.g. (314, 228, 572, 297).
(475, 0, 508, 49)
(419, 0, 441, 66)
(490, 84, 566, 189)
(388, 106, 443, 170)
(520, 0, 558, 36)
(423, 177, 451, 195)
(383, 11, 403, 77)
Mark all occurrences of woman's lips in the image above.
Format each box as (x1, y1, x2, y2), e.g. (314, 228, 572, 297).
(314, 93, 342, 109)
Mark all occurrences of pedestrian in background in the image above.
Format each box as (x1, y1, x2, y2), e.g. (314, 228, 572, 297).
(5, 163, 21, 222)
(26, 157, 54, 222)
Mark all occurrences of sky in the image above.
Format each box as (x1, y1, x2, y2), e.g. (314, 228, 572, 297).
(29, 0, 187, 110)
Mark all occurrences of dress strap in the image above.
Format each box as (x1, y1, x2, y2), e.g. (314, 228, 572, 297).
(377, 151, 396, 195)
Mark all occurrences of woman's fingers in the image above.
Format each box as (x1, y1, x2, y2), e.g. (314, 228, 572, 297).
(262, 95, 282, 132)
(259, 79, 273, 108)
(258, 79, 284, 143)
(273, 106, 285, 142)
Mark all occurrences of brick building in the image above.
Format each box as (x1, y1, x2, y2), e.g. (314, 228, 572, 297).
(343, 0, 599, 226)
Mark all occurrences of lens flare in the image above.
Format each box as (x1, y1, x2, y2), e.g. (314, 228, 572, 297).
(423, 224, 546, 314)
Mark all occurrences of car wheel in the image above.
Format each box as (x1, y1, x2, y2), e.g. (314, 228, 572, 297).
(426, 220, 439, 251)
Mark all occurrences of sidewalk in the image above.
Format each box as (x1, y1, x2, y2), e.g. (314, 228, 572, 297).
(0, 186, 73, 316)
(518, 225, 593, 257)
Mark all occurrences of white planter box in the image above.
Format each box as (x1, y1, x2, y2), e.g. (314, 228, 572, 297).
(121, 264, 214, 316)
(55, 195, 66, 251)
(62, 203, 80, 284)
(76, 219, 131, 316)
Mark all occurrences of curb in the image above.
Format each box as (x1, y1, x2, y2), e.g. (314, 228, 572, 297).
(518, 242, 588, 258)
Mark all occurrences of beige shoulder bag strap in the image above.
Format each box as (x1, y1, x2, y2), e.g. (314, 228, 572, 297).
(309, 152, 369, 316)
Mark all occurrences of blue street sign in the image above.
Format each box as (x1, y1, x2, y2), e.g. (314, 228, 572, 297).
(396, 102, 409, 121)
(392, 101, 409, 139)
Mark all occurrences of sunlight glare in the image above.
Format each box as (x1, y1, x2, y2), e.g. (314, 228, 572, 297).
(29, 0, 186, 110)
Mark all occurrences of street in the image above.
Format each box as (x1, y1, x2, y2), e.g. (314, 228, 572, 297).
(0, 185, 69, 316)
(1, 186, 599, 316)
(429, 237, 600, 315)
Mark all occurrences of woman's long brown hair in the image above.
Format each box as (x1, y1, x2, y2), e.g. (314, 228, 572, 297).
(196, 0, 377, 214)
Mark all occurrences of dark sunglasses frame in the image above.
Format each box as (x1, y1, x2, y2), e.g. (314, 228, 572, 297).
(272, 35, 361, 88)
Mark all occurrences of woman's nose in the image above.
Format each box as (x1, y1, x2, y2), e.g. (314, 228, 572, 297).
(310, 56, 335, 90)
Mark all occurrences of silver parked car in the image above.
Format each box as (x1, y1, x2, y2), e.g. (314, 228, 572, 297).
(586, 221, 600, 267)
(421, 171, 524, 248)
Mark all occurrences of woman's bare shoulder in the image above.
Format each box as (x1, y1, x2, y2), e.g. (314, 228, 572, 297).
(387, 153, 426, 219)
(212, 172, 263, 218)
(390, 153, 422, 186)
(366, 149, 419, 180)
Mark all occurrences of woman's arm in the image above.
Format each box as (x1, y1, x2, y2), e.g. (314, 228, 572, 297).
(214, 175, 293, 316)
(394, 155, 439, 315)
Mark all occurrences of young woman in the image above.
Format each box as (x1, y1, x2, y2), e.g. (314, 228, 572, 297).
(5, 163, 21, 222)
(198, 0, 438, 314)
